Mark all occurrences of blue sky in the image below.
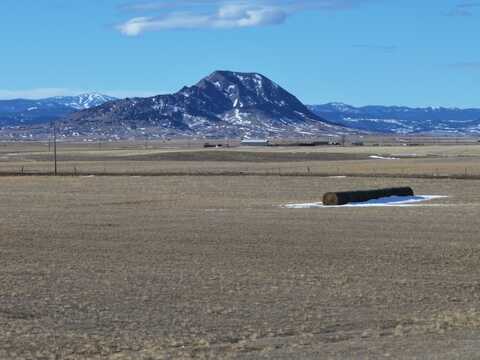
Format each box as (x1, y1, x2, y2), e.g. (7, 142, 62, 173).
(1, 0, 479, 107)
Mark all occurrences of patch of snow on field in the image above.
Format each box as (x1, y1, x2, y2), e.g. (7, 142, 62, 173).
(369, 155, 400, 160)
(284, 195, 448, 209)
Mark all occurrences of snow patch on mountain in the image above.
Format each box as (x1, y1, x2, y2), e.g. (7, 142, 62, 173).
(52, 93, 117, 110)
(309, 103, 480, 135)
(59, 71, 348, 139)
(0, 93, 117, 127)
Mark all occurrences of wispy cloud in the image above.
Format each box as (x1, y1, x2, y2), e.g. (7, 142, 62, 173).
(118, 6, 287, 35)
(117, 0, 370, 36)
(448, 61, 480, 70)
(353, 44, 397, 53)
(446, 1, 480, 16)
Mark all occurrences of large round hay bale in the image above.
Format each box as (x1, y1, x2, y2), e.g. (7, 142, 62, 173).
(323, 187, 414, 206)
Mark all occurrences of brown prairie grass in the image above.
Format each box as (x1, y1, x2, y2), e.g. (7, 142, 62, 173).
(1, 175, 480, 358)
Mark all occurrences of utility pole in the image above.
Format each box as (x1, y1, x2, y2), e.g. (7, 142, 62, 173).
(52, 121, 57, 176)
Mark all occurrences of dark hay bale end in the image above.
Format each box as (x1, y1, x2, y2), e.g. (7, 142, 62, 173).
(323, 187, 414, 206)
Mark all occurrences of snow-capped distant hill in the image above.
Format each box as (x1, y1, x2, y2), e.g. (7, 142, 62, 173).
(0, 93, 116, 126)
(309, 103, 480, 135)
(49, 93, 117, 110)
(62, 71, 346, 138)
(5, 84, 480, 138)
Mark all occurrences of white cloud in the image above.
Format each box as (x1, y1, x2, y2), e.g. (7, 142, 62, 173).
(117, 0, 368, 36)
(118, 3, 288, 35)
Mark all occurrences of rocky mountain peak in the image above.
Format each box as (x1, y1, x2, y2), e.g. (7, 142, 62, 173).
(57, 71, 345, 138)
(182, 70, 307, 112)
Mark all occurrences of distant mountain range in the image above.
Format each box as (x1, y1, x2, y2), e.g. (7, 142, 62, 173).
(1, 73, 480, 138)
(0, 93, 116, 126)
(309, 103, 480, 135)
(60, 71, 343, 138)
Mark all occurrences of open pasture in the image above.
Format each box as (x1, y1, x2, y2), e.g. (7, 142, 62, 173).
(2, 173, 480, 359)
(2, 141, 480, 178)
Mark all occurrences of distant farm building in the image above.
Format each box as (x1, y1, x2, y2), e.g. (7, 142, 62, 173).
(241, 139, 270, 146)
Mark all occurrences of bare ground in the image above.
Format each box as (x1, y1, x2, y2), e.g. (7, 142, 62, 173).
(2, 143, 480, 178)
(1, 175, 480, 359)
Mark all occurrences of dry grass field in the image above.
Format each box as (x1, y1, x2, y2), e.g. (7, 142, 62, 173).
(2, 142, 480, 359)
(2, 141, 480, 178)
